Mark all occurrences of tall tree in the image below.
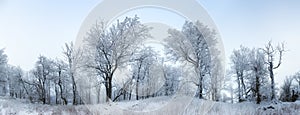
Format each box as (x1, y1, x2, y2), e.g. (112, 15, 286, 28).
(165, 21, 214, 99)
(63, 42, 82, 105)
(131, 47, 157, 100)
(85, 16, 151, 102)
(0, 49, 8, 96)
(262, 41, 285, 100)
(53, 60, 68, 105)
(7, 66, 24, 98)
(249, 49, 266, 104)
(32, 56, 54, 104)
(230, 46, 251, 101)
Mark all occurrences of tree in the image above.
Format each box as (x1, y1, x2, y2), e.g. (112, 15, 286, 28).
(230, 46, 269, 103)
(131, 47, 157, 100)
(0, 49, 8, 96)
(7, 66, 24, 98)
(165, 21, 214, 99)
(84, 16, 151, 102)
(53, 60, 68, 105)
(294, 71, 300, 93)
(161, 65, 180, 96)
(63, 42, 82, 105)
(279, 76, 297, 102)
(230, 46, 251, 102)
(32, 56, 54, 104)
(249, 49, 266, 104)
(262, 41, 285, 100)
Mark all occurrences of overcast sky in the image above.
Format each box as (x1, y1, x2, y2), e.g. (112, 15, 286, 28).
(1, 0, 300, 86)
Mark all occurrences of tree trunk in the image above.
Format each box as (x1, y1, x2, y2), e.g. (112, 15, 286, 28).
(269, 62, 275, 100)
(59, 80, 67, 105)
(5, 73, 10, 97)
(136, 62, 142, 100)
(129, 88, 132, 100)
(240, 72, 246, 99)
(255, 68, 261, 104)
(97, 86, 101, 104)
(55, 85, 59, 104)
(237, 72, 241, 102)
(105, 75, 113, 102)
(136, 80, 139, 100)
(199, 74, 203, 99)
(71, 74, 77, 105)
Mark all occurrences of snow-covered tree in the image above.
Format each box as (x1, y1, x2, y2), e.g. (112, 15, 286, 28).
(84, 16, 151, 102)
(31, 56, 55, 104)
(7, 66, 24, 98)
(279, 76, 298, 102)
(262, 41, 285, 100)
(230, 46, 252, 102)
(63, 42, 83, 105)
(161, 65, 180, 96)
(249, 48, 267, 104)
(131, 47, 157, 100)
(230, 46, 269, 103)
(52, 60, 69, 105)
(293, 71, 300, 94)
(0, 49, 8, 96)
(165, 21, 214, 99)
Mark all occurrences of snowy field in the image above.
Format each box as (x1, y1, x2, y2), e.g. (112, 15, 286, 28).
(1, 96, 300, 115)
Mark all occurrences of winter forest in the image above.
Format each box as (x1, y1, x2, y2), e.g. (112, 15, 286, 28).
(1, 15, 300, 114)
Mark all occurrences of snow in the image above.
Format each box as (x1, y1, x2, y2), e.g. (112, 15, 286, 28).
(1, 96, 300, 115)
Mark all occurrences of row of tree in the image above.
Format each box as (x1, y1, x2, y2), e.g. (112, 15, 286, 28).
(0, 44, 182, 105)
(0, 43, 82, 105)
(228, 41, 295, 104)
(3, 15, 296, 105)
(76, 15, 224, 103)
(1, 15, 225, 104)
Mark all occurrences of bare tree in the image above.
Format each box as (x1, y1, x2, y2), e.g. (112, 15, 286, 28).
(63, 42, 82, 105)
(31, 56, 54, 104)
(262, 41, 285, 100)
(84, 16, 151, 102)
(53, 60, 68, 105)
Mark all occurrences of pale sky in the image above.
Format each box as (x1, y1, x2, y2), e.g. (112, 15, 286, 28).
(1, 0, 300, 86)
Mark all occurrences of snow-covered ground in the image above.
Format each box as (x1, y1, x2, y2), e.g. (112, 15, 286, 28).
(1, 96, 300, 115)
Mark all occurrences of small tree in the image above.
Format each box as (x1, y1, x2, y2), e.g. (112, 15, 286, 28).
(279, 76, 297, 102)
(294, 71, 300, 93)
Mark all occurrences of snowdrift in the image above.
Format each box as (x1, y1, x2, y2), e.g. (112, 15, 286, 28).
(1, 96, 300, 115)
